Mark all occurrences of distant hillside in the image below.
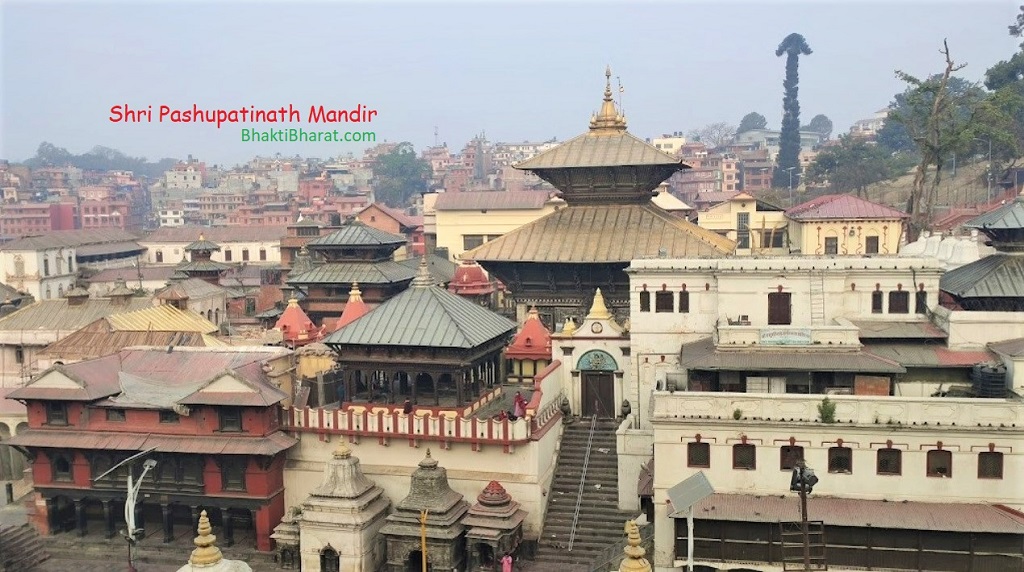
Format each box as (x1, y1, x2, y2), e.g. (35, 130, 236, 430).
(19, 142, 179, 180)
(862, 160, 1001, 211)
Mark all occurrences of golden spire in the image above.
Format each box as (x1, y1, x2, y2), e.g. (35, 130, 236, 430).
(590, 66, 627, 134)
(587, 288, 612, 321)
(189, 510, 223, 566)
(334, 442, 352, 459)
(618, 520, 652, 572)
(526, 306, 539, 322)
(349, 282, 363, 302)
(286, 298, 299, 308)
(561, 317, 577, 336)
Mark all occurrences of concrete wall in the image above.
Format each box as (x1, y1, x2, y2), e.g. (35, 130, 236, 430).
(933, 305, 1024, 350)
(616, 416, 652, 511)
(434, 202, 561, 262)
(793, 219, 903, 257)
(139, 240, 282, 264)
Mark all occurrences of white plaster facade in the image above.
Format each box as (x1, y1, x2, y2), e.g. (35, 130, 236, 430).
(138, 239, 281, 265)
(0, 246, 77, 301)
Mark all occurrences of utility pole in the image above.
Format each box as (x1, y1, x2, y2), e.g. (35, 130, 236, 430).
(789, 460, 818, 571)
(785, 167, 797, 206)
(94, 447, 158, 572)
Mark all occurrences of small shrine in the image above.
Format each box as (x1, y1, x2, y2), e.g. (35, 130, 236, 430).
(504, 306, 552, 384)
(176, 510, 252, 572)
(269, 508, 300, 569)
(298, 443, 390, 572)
(462, 481, 527, 571)
(275, 298, 325, 347)
(330, 282, 370, 333)
(448, 259, 495, 307)
(380, 449, 469, 572)
(178, 233, 232, 284)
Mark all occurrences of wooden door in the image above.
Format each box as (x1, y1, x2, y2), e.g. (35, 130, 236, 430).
(582, 372, 615, 418)
(768, 292, 792, 325)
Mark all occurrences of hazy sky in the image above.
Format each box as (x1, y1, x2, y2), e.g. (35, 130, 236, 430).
(1, 0, 1019, 167)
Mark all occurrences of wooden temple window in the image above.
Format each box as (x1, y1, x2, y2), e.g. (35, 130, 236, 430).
(888, 290, 909, 314)
(221, 457, 247, 491)
(732, 444, 756, 470)
(160, 410, 180, 424)
(978, 452, 1003, 479)
(871, 291, 884, 314)
(780, 445, 803, 470)
(46, 402, 68, 426)
(876, 448, 902, 475)
(687, 442, 710, 468)
(678, 291, 690, 313)
(639, 291, 650, 312)
(655, 291, 673, 313)
(926, 449, 952, 478)
(219, 407, 243, 432)
(828, 446, 853, 474)
(106, 409, 126, 422)
(865, 235, 880, 254)
(51, 453, 73, 482)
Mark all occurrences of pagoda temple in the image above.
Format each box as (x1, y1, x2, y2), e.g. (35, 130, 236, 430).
(462, 480, 527, 570)
(467, 68, 734, 328)
(448, 259, 495, 308)
(275, 298, 326, 347)
(504, 306, 552, 384)
(178, 234, 232, 284)
(286, 220, 415, 324)
(941, 190, 1024, 311)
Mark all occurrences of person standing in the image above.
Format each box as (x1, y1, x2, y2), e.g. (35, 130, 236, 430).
(501, 553, 513, 572)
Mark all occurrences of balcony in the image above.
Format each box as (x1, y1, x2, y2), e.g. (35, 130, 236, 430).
(717, 323, 861, 348)
(652, 390, 1024, 428)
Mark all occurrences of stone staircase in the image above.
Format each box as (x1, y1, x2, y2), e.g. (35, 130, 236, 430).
(533, 418, 637, 570)
(0, 524, 50, 571)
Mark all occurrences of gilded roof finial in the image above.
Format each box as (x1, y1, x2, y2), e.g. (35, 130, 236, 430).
(587, 288, 612, 321)
(333, 442, 352, 459)
(561, 317, 577, 336)
(349, 282, 363, 302)
(410, 256, 434, 287)
(590, 66, 627, 133)
(189, 510, 223, 566)
(618, 520, 651, 572)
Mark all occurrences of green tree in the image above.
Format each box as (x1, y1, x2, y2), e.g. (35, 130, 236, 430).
(806, 136, 901, 197)
(370, 142, 431, 207)
(24, 142, 176, 178)
(773, 33, 813, 188)
(737, 112, 768, 134)
(803, 114, 833, 140)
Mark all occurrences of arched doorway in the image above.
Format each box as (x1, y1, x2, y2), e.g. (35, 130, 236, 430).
(577, 349, 617, 418)
(320, 545, 340, 572)
(473, 542, 495, 570)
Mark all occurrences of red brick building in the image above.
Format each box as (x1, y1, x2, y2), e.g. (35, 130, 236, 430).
(7, 346, 297, 552)
(0, 202, 78, 237)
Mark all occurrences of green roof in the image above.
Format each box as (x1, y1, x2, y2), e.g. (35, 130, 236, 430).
(515, 130, 682, 170)
(940, 254, 1024, 299)
(965, 195, 1024, 230)
(324, 262, 515, 349)
(184, 238, 222, 252)
(177, 260, 232, 273)
(286, 261, 416, 285)
(306, 221, 406, 248)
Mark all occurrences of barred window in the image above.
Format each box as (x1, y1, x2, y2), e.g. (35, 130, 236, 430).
(733, 444, 756, 470)
(978, 452, 1003, 479)
(687, 442, 710, 468)
(780, 445, 804, 470)
(828, 446, 853, 474)
(639, 291, 650, 312)
(926, 449, 952, 477)
(876, 448, 901, 475)
(655, 291, 673, 313)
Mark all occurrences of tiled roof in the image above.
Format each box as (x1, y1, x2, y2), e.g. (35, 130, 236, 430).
(325, 266, 516, 349)
(785, 194, 908, 220)
(466, 204, 734, 262)
(8, 429, 296, 456)
(515, 131, 682, 170)
(684, 493, 1024, 534)
(679, 338, 905, 373)
(332, 284, 370, 332)
(964, 194, 1024, 230)
(106, 305, 218, 333)
(9, 346, 290, 404)
(143, 225, 288, 243)
(0, 297, 153, 332)
(0, 229, 140, 251)
(940, 254, 1024, 298)
(434, 191, 553, 211)
(287, 261, 416, 285)
(397, 253, 457, 284)
(274, 299, 324, 344)
(361, 203, 420, 228)
(306, 221, 406, 248)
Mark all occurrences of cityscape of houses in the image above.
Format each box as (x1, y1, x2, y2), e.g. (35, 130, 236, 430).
(0, 70, 1022, 572)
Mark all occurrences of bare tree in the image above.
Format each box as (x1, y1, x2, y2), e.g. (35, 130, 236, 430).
(686, 122, 737, 149)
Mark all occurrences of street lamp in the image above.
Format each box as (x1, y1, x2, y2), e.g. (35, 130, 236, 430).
(94, 447, 158, 572)
(974, 137, 993, 202)
(789, 460, 820, 571)
(785, 167, 799, 205)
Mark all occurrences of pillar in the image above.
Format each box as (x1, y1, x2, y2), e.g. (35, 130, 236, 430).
(46, 497, 58, 533)
(191, 505, 201, 534)
(432, 372, 440, 406)
(254, 508, 272, 552)
(411, 371, 418, 405)
(161, 504, 173, 543)
(102, 500, 116, 539)
(74, 499, 86, 537)
(222, 507, 235, 547)
(456, 370, 464, 408)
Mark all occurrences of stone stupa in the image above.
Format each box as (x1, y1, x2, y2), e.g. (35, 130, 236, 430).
(176, 510, 252, 572)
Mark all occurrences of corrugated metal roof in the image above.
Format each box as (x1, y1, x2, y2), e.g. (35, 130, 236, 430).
(286, 261, 416, 285)
(515, 131, 682, 170)
(0, 387, 26, 415)
(685, 493, 1024, 534)
(306, 221, 406, 248)
(8, 429, 296, 456)
(0, 297, 153, 333)
(75, 241, 145, 257)
(940, 254, 1024, 298)
(434, 191, 553, 211)
(325, 281, 516, 349)
(106, 305, 218, 333)
(679, 338, 905, 373)
(990, 337, 1024, 358)
(143, 225, 288, 243)
(397, 253, 457, 283)
(176, 260, 232, 273)
(850, 320, 947, 340)
(156, 278, 227, 300)
(863, 343, 995, 368)
(43, 330, 223, 361)
(184, 238, 221, 252)
(964, 195, 1024, 230)
(86, 266, 175, 284)
(466, 204, 734, 262)
(0, 229, 140, 251)
(786, 194, 908, 221)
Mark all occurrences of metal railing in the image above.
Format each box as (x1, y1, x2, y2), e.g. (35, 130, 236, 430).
(567, 411, 597, 552)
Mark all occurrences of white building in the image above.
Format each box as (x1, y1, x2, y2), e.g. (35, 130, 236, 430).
(140, 226, 286, 265)
(159, 208, 185, 227)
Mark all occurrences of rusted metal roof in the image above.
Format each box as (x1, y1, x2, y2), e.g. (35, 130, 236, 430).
(515, 131, 682, 170)
(786, 194, 908, 221)
(851, 320, 947, 340)
(863, 343, 995, 368)
(679, 338, 905, 374)
(684, 493, 1024, 534)
(43, 330, 224, 361)
(106, 305, 218, 333)
(144, 225, 288, 243)
(466, 204, 734, 263)
(964, 194, 1024, 230)
(434, 191, 553, 211)
(8, 429, 296, 456)
(940, 254, 1024, 299)
(990, 337, 1024, 358)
